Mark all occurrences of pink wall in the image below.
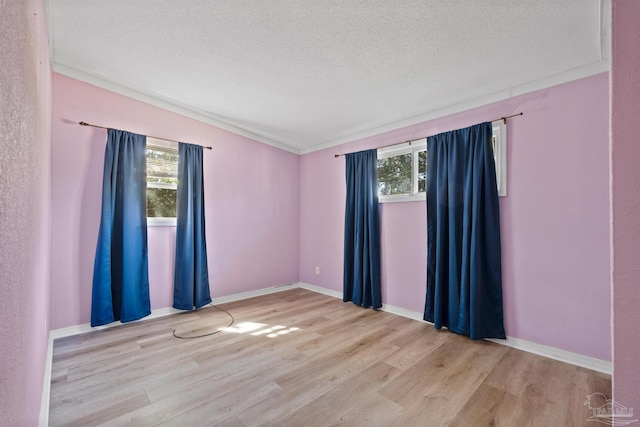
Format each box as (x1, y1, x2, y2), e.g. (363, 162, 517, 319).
(611, 0, 640, 412)
(50, 73, 300, 329)
(300, 73, 611, 361)
(0, 0, 51, 424)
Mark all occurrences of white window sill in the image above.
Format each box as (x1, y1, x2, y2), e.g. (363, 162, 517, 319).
(147, 217, 176, 227)
(379, 193, 426, 204)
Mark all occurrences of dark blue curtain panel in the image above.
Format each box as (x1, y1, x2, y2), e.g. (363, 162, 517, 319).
(173, 142, 212, 310)
(343, 149, 382, 309)
(91, 129, 151, 326)
(424, 122, 506, 340)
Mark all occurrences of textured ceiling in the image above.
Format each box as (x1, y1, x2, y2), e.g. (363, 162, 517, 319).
(48, 1, 609, 153)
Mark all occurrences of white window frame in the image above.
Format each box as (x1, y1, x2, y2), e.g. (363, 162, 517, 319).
(377, 139, 427, 203)
(146, 138, 179, 227)
(492, 120, 508, 197)
(377, 122, 507, 203)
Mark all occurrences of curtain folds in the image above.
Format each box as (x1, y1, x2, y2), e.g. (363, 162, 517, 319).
(91, 129, 151, 327)
(173, 142, 212, 310)
(424, 122, 506, 340)
(343, 149, 382, 309)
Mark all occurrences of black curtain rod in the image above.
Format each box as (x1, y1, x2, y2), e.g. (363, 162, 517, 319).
(334, 112, 523, 158)
(78, 121, 213, 150)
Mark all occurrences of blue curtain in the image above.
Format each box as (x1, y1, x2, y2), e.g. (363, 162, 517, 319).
(343, 149, 382, 309)
(173, 142, 212, 310)
(91, 129, 151, 327)
(424, 122, 505, 340)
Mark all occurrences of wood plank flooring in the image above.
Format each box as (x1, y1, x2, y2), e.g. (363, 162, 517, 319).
(49, 288, 611, 426)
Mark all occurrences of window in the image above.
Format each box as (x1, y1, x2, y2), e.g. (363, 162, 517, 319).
(376, 120, 507, 203)
(492, 120, 507, 197)
(377, 139, 427, 203)
(146, 138, 178, 226)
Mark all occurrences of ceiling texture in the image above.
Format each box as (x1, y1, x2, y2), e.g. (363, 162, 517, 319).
(48, 1, 610, 154)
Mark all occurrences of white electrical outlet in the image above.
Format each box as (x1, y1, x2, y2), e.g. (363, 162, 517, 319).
(315, 266, 320, 275)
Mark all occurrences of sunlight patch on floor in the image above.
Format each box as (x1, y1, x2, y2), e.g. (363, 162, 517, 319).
(223, 322, 301, 338)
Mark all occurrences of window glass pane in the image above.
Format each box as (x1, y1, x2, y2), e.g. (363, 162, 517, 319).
(147, 187, 177, 218)
(377, 153, 412, 196)
(147, 148, 178, 185)
(146, 144, 178, 219)
(418, 149, 427, 193)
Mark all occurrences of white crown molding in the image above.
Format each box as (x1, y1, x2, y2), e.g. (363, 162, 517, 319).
(300, 60, 611, 155)
(53, 57, 609, 158)
(600, 0, 612, 61)
(45, 0, 54, 62)
(47, 0, 610, 158)
(51, 61, 301, 155)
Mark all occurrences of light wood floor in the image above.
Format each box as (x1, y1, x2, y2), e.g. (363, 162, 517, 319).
(49, 288, 610, 426)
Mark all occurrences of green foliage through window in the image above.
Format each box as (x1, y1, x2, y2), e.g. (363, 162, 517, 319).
(147, 187, 177, 218)
(146, 143, 178, 219)
(377, 153, 412, 196)
(418, 150, 427, 193)
(377, 123, 505, 201)
(377, 142, 427, 200)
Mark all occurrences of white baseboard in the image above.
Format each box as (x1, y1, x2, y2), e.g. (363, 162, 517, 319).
(298, 282, 342, 299)
(38, 334, 53, 427)
(381, 302, 424, 321)
(298, 282, 613, 375)
(47, 283, 299, 341)
(485, 336, 612, 375)
(49, 306, 183, 340)
(40, 281, 612, 426)
(48, 283, 300, 341)
(211, 283, 299, 304)
(40, 282, 299, 426)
